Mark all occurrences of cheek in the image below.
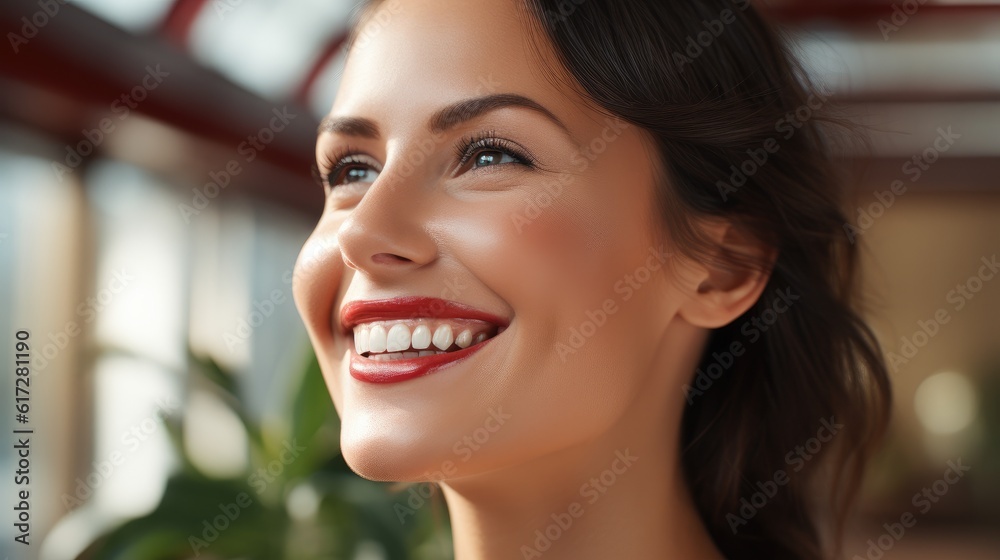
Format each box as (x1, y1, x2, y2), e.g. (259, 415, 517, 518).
(520, 202, 605, 283)
(424, 189, 599, 320)
(292, 228, 345, 337)
(493, 153, 670, 441)
(427, 180, 663, 456)
(293, 225, 349, 405)
(448, 184, 620, 309)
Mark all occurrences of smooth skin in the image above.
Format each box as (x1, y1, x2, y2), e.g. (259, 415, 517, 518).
(293, 0, 769, 558)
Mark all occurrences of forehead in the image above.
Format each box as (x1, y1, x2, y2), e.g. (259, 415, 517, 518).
(332, 0, 577, 125)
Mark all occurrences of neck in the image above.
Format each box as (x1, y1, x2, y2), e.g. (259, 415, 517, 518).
(440, 323, 723, 560)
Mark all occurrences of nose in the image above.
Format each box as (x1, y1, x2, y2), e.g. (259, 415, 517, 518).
(337, 168, 438, 280)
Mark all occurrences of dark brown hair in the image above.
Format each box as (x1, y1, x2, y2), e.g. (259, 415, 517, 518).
(352, 1, 892, 558)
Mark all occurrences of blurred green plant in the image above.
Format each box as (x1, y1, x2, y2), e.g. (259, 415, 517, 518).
(77, 349, 453, 560)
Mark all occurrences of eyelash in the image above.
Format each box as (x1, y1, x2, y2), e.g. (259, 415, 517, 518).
(313, 145, 367, 190)
(453, 131, 537, 170)
(314, 133, 536, 190)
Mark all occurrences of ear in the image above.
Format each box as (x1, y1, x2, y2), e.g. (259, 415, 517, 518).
(675, 221, 776, 329)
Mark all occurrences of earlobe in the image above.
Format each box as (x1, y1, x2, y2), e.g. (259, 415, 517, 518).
(675, 222, 776, 329)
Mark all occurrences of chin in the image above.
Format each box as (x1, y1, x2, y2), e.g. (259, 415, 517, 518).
(338, 414, 459, 482)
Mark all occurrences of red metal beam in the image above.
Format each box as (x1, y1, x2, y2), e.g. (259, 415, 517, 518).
(0, 0, 319, 189)
(295, 31, 348, 107)
(159, 0, 212, 47)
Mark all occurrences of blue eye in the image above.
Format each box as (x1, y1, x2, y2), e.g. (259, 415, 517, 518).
(473, 150, 519, 168)
(340, 166, 380, 185)
(455, 135, 536, 175)
(321, 154, 381, 189)
(316, 134, 536, 191)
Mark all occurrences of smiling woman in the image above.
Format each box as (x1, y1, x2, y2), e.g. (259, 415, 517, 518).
(292, 1, 892, 559)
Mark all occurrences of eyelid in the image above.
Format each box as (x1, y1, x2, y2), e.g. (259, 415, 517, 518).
(453, 133, 537, 171)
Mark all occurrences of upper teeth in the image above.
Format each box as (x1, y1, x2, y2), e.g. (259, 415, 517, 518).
(353, 320, 497, 356)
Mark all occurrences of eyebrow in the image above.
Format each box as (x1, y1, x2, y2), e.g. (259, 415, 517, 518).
(317, 93, 571, 139)
(316, 116, 380, 139)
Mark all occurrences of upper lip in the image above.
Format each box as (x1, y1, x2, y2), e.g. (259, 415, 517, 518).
(339, 296, 510, 335)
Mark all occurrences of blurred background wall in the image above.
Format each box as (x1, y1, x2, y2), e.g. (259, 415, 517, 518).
(0, 0, 997, 559)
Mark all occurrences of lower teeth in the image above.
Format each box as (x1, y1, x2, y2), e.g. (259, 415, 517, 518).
(368, 350, 446, 361)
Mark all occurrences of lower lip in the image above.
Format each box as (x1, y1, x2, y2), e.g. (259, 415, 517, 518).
(349, 339, 494, 384)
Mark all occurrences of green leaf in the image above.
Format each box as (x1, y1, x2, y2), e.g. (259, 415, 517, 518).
(83, 475, 289, 560)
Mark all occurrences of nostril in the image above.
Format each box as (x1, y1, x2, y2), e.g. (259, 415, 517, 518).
(371, 253, 412, 265)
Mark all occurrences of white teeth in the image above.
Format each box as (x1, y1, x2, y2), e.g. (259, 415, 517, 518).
(360, 327, 370, 353)
(411, 325, 432, 349)
(354, 326, 369, 354)
(354, 319, 497, 357)
(368, 325, 387, 353)
(432, 324, 454, 350)
(386, 324, 411, 352)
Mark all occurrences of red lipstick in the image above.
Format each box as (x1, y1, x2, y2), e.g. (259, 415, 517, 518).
(340, 297, 508, 384)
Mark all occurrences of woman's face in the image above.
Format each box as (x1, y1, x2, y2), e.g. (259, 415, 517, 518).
(294, 0, 693, 481)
